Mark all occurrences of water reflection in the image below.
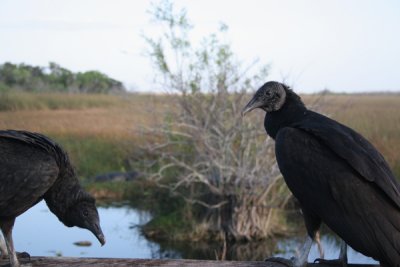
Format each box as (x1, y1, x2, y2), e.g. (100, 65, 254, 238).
(152, 239, 275, 260)
(275, 235, 378, 264)
(14, 200, 155, 258)
(13, 201, 377, 264)
(153, 236, 377, 264)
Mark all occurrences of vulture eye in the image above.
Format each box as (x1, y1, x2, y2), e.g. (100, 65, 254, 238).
(83, 210, 89, 217)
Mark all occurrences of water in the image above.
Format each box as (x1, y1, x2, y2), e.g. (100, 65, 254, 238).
(12, 201, 378, 264)
(13, 201, 156, 258)
(276, 236, 378, 264)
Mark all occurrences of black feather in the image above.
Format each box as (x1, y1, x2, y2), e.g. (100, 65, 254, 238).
(248, 82, 400, 266)
(0, 130, 104, 267)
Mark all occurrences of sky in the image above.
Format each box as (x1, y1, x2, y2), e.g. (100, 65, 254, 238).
(0, 0, 399, 93)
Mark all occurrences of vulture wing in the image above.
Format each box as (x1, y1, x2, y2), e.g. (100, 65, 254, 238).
(0, 130, 59, 217)
(292, 112, 400, 209)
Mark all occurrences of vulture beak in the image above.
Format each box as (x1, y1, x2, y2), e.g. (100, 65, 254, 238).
(96, 231, 106, 246)
(89, 222, 106, 246)
(242, 96, 262, 117)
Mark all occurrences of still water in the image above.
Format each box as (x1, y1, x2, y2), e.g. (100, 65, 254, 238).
(13, 201, 377, 264)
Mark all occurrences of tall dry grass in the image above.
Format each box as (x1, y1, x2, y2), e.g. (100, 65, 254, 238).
(0, 91, 399, 178)
(0, 91, 171, 139)
(0, 91, 174, 177)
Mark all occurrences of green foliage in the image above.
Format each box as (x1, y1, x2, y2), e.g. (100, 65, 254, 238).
(142, 210, 190, 240)
(54, 136, 130, 179)
(128, 179, 191, 240)
(76, 71, 121, 93)
(85, 181, 128, 195)
(127, 178, 185, 214)
(144, 1, 268, 94)
(0, 62, 126, 93)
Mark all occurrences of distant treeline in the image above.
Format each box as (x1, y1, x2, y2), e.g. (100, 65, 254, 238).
(0, 62, 126, 94)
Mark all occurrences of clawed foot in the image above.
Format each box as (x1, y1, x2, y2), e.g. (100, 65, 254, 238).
(0, 252, 30, 260)
(314, 258, 347, 267)
(0, 252, 30, 266)
(16, 252, 30, 260)
(265, 257, 296, 267)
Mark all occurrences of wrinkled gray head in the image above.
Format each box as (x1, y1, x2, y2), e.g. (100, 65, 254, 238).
(242, 81, 287, 116)
(64, 199, 106, 246)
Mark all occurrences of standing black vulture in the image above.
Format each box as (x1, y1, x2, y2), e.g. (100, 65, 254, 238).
(0, 130, 105, 267)
(242, 81, 400, 267)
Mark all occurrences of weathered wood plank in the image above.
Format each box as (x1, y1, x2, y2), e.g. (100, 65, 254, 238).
(0, 257, 380, 267)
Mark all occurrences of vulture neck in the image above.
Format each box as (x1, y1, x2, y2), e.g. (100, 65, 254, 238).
(43, 168, 86, 224)
(264, 90, 307, 139)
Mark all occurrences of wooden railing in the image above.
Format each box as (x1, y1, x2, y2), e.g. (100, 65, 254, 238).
(0, 256, 380, 267)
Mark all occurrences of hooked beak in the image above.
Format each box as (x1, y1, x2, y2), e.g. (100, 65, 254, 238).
(89, 223, 106, 246)
(242, 96, 262, 117)
(96, 232, 106, 246)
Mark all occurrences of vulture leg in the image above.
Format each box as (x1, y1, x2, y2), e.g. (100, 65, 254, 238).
(315, 231, 324, 259)
(0, 232, 8, 258)
(265, 236, 313, 267)
(0, 219, 19, 267)
(314, 240, 348, 267)
(265, 209, 321, 267)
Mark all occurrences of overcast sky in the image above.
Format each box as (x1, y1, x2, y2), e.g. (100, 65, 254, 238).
(1, 0, 399, 93)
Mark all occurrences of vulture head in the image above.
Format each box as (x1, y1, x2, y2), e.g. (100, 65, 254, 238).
(242, 81, 287, 116)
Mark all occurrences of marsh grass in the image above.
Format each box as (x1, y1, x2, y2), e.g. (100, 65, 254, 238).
(56, 136, 130, 178)
(0, 91, 172, 178)
(0, 91, 399, 178)
(0, 91, 120, 111)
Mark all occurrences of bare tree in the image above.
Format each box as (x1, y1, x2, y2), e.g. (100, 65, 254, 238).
(141, 0, 291, 241)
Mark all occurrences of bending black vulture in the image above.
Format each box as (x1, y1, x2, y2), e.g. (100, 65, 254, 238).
(242, 81, 400, 267)
(0, 130, 105, 267)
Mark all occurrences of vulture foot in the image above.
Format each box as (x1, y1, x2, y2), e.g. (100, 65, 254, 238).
(16, 252, 30, 259)
(314, 258, 347, 267)
(265, 257, 304, 267)
(1, 252, 31, 267)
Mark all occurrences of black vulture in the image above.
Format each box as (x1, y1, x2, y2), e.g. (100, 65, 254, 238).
(0, 130, 105, 267)
(242, 81, 400, 267)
